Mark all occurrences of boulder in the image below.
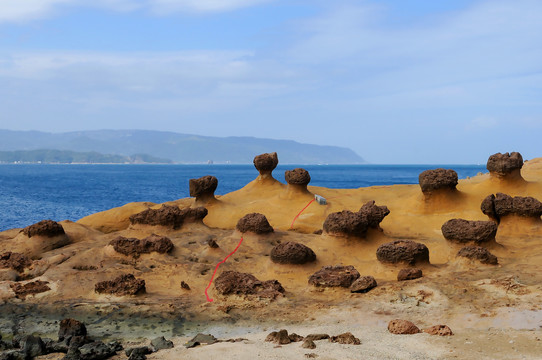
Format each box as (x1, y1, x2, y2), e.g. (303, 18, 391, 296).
(21, 220, 65, 238)
(376, 240, 429, 265)
(289, 333, 304, 342)
(19, 335, 46, 359)
(350, 276, 377, 293)
(236, 213, 274, 234)
(418, 169, 458, 194)
(441, 219, 497, 244)
(10, 280, 50, 299)
(302, 339, 316, 349)
(265, 330, 290, 345)
(486, 152, 523, 178)
(150, 336, 174, 351)
(304, 334, 330, 341)
(95, 274, 146, 296)
(126, 346, 152, 360)
(330, 332, 360, 345)
(359, 201, 390, 229)
(129, 205, 184, 229)
(181, 207, 208, 223)
(323, 210, 368, 238)
(189, 175, 218, 202)
(388, 319, 420, 335)
(423, 325, 453, 336)
(0, 252, 32, 273)
(482, 193, 542, 221)
(184, 333, 218, 348)
(397, 268, 423, 281)
(285, 168, 311, 186)
(58, 319, 87, 341)
(308, 265, 360, 288)
(214, 271, 284, 299)
(457, 246, 498, 265)
(253, 152, 278, 175)
(109, 235, 173, 258)
(270, 242, 316, 264)
(77, 340, 118, 360)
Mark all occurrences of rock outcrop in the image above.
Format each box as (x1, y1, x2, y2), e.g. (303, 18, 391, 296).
(265, 329, 291, 345)
(95, 274, 146, 296)
(349, 276, 377, 293)
(253, 152, 278, 177)
(22, 220, 65, 238)
(376, 240, 429, 265)
(189, 175, 218, 203)
(481, 193, 542, 222)
(418, 168, 458, 196)
(285, 168, 311, 186)
(10, 280, 50, 299)
(387, 319, 421, 335)
(359, 201, 390, 230)
(441, 219, 497, 244)
(58, 319, 87, 341)
(129, 205, 207, 229)
(0, 252, 32, 273)
(323, 201, 390, 237)
(236, 213, 274, 234)
(486, 152, 523, 179)
(424, 325, 453, 336)
(109, 235, 174, 258)
(457, 246, 498, 265)
(308, 265, 360, 288)
(397, 268, 423, 281)
(330, 332, 361, 345)
(214, 271, 284, 299)
(270, 241, 316, 264)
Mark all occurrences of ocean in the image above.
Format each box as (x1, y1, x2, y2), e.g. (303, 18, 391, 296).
(0, 164, 486, 231)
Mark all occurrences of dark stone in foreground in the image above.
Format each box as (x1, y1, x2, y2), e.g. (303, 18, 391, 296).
(418, 168, 458, 194)
(441, 219, 497, 244)
(304, 334, 330, 341)
(285, 168, 311, 186)
(151, 336, 174, 351)
(214, 271, 284, 299)
(126, 346, 152, 360)
(254, 152, 279, 174)
(482, 193, 542, 221)
(95, 274, 146, 296)
(302, 339, 316, 349)
(22, 219, 65, 238)
(109, 235, 174, 257)
(486, 152, 523, 177)
(10, 280, 50, 299)
(308, 265, 360, 288)
(265, 330, 290, 345)
(359, 201, 390, 229)
(388, 319, 420, 334)
(323, 210, 368, 238)
(184, 334, 218, 348)
(0, 252, 32, 273)
(236, 213, 274, 234)
(330, 332, 361, 345)
(376, 240, 429, 265)
(457, 246, 498, 265)
(270, 241, 316, 264)
(59, 319, 87, 341)
(397, 268, 423, 281)
(350, 276, 377, 293)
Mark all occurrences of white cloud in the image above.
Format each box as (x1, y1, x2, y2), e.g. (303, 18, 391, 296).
(0, 0, 72, 22)
(148, 0, 273, 14)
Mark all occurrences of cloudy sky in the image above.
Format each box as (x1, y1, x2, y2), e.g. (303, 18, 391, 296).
(1, 0, 540, 163)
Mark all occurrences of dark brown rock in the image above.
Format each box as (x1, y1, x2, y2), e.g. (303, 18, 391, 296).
(21, 220, 65, 238)
(253, 152, 278, 174)
(418, 169, 458, 194)
(10, 280, 50, 299)
(359, 201, 390, 229)
(109, 235, 173, 258)
(308, 265, 360, 288)
(0, 252, 32, 272)
(397, 268, 423, 281)
(181, 281, 190, 290)
(486, 152, 523, 177)
(189, 175, 218, 200)
(457, 246, 498, 265)
(304, 334, 330, 341)
(289, 333, 304, 342)
(350, 276, 377, 293)
(302, 339, 316, 349)
(441, 219, 497, 244)
(424, 325, 453, 336)
(330, 332, 361, 345)
(181, 206, 208, 222)
(323, 210, 368, 238)
(58, 319, 87, 341)
(236, 213, 274, 234)
(265, 330, 290, 345)
(129, 205, 185, 229)
(376, 240, 429, 265)
(511, 196, 542, 218)
(482, 193, 542, 221)
(388, 319, 420, 334)
(95, 274, 146, 296)
(214, 271, 284, 299)
(270, 242, 316, 264)
(481, 194, 498, 220)
(285, 168, 311, 186)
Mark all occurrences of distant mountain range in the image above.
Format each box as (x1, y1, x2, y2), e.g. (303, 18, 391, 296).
(0, 130, 365, 164)
(0, 149, 171, 164)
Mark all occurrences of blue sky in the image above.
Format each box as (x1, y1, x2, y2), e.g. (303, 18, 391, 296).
(0, 0, 540, 164)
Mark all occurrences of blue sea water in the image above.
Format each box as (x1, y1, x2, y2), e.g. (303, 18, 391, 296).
(0, 164, 486, 231)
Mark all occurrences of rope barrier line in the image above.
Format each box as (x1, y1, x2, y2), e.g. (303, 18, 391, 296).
(204, 236, 244, 302)
(289, 198, 316, 229)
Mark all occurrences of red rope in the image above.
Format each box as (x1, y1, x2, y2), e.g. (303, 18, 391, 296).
(289, 198, 316, 229)
(204, 236, 244, 302)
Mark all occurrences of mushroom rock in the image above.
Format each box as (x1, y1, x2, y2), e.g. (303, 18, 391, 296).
(214, 271, 284, 299)
(418, 168, 458, 197)
(129, 205, 207, 229)
(441, 219, 498, 244)
(22, 220, 65, 238)
(253, 152, 279, 179)
(308, 265, 360, 288)
(94, 274, 146, 296)
(376, 240, 430, 265)
(349, 275, 377, 293)
(284, 168, 311, 195)
(397, 268, 423, 281)
(457, 246, 498, 265)
(323, 210, 368, 238)
(359, 201, 390, 230)
(189, 175, 218, 203)
(109, 235, 174, 258)
(387, 319, 421, 335)
(270, 241, 316, 264)
(482, 193, 542, 222)
(236, 213, 274, 234)
(486, 152, 524, 180)
(17, 220, 70, 258)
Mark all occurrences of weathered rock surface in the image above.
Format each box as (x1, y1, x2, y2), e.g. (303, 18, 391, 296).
(418, 168, 458, 194)
(441, 219, 497, 244)
(308, 265, 360, 288)
(95, 274, 146, 296)
(109, 235, 173, 257)
(236, 213, 274, 234)
(214, 271, 284, 299)
(189, 175, 218, 201)
(482, 193, 542, 221)
(126, 346, 152, 360)
(359, 201, 390, 229)
(302, 339, 316, 349)
(388, 319, 421, 335)
(376, 240, 429, 265)
(22, 220, 65, 238)
(350, 276, 377, 293)
(10, 280, 50, 299)
(59, 319, 87, 341)
(270, 242, 316, 264)
(457, 246, 498, 265)
(76, 340, 119, 360)
(184, 334, 218, 348)
(289, 333, 304, 342)
(304, 334, 330, 342)
(130, 205, 207, 229)
(397, 268, 423, 281)
(265, 329, 291, 345)
(285, 168, 311, 186)
(253, 152, 278, 175)
(323, 211, 368, 238)
(486, 152, 523, 177)
(330, 332, 361, 345)
(0, 252, 32, 273)
(424, 325, 453, 336)
(151, 336, 174, 351)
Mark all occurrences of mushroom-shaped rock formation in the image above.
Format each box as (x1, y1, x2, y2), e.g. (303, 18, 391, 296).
(481, 193, 542, 222)
(441, 219, 497, 244)
(95, 274, 146, 296)
(350, 275, 377, 293)
(58, 319, 87, 341)
(457, 246, 498, 265)
(214, 271, 284, 299)
(388, 319, 421, 335)
(376, 240, 430, 265)
(18, 220, 70, 258)
(418, 168, 458, 196)
(270, 241, 316, 264)
(236, 213, 274, 234)
(189, 175, 218, 203)
(253, 152, 278, 178)
(0, 252, 32, 273)
(129, 205, 207, 229)
(424, 325, 453, 336)
(109, 235, 173, 258)
(397, 268, 423, 281)
(486, 152, 523, 180)
(308, 265, 360, 288)
(284, 168, 311, 195)
(359, 201, 390, 229)
(323, 210, 368, 238)
(22, 220, 65, 238)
